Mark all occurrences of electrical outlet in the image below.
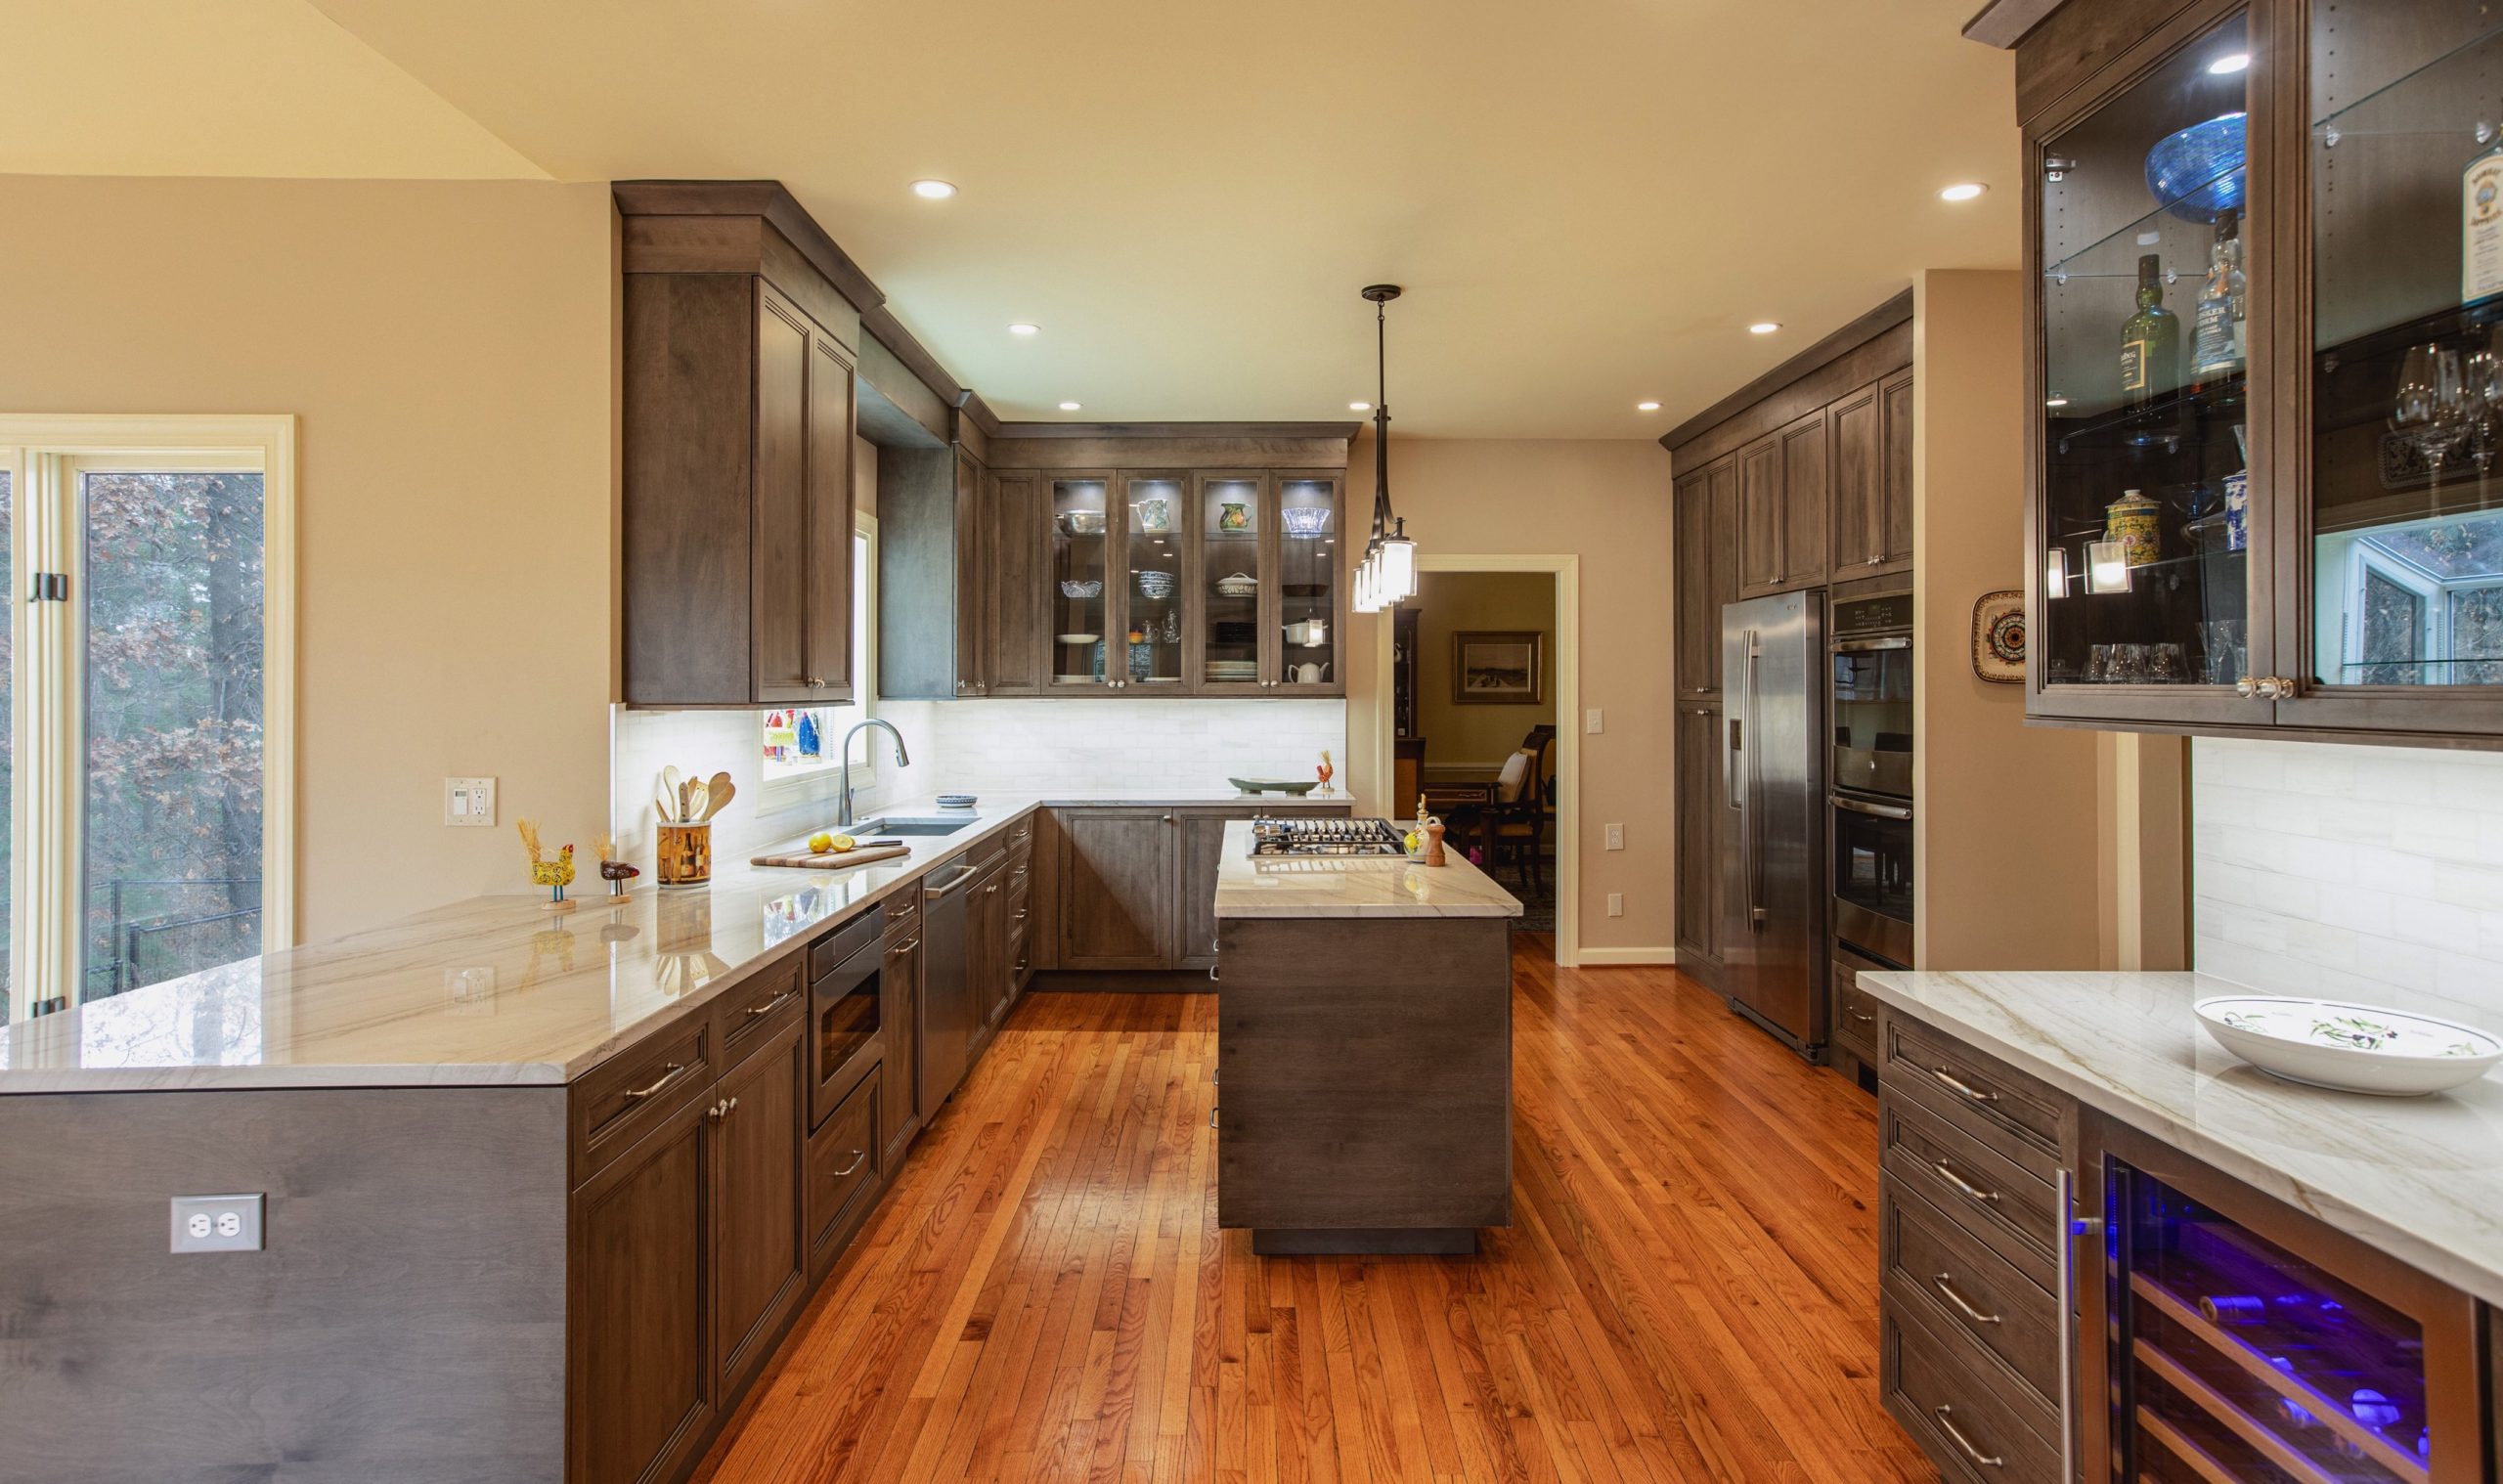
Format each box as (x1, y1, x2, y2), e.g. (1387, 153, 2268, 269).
(170, 1194, 264, 1253)
(1604, 823, 1625, 851)
(445, 777, 497, 827)
(1606, 893, 1624, 917)
(1585, 708, 1603, 734)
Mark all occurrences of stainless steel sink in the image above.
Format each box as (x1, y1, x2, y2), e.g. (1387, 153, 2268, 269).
(852, 815, 979, 837)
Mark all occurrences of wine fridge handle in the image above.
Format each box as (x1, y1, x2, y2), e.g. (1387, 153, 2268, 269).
(2057, 1165, 2101, 1484)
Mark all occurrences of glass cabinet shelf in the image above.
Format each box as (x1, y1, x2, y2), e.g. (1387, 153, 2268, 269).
(2044, 162, 2247, 285)
(2311, 22, 2503, 142)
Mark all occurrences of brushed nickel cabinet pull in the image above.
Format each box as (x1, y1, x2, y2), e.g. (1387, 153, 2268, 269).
(1930, 1066, 1998, 1104)
(1846, 1008, 1874, 1026)
(1933, 1158, 2000, 1205)
(621, 1064, 685, 1101)
(1931, 1406, 2002, 1468)
(1931, 1274, 2001, 1326)
(1208, 1105, 1219, 1130)
(706, 1099, 725, 1121)
(829, 1151, 867, 1179)
(743, 991, 794, 1020)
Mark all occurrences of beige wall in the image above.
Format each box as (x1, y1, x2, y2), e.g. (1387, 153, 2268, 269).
(1412, 570, 1556, 771)
(1346, 437, 1674, 957)
(0, 175, 617, 940)
(1910, 269, 2103, 969)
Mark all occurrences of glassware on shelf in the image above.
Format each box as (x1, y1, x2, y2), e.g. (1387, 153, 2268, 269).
(1051, 477, 1111, 684)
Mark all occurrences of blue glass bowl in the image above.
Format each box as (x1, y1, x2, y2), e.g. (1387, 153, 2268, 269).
(2145, 112, 2248, 224)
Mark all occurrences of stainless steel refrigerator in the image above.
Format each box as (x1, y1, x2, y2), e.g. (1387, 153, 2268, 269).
(1720, 590, 1827, 1059)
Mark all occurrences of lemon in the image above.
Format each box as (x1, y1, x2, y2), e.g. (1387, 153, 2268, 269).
(829, 834, 857, 852)
(808, 831, 835, 853)
(1403, 830, 1423, 853)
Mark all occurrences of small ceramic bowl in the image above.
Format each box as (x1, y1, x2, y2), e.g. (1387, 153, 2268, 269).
(1061, 510, 1107, 536)
(1281, 506, 1331, 537)
(1059, 579, 1103, 599)
(1136, 570, 1176, 599)
(1214, 572, 1259, 597)
(2194, 995, 2503, 1096)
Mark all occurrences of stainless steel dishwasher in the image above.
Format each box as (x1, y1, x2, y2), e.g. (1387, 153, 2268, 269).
(918, 854, 977, 1109)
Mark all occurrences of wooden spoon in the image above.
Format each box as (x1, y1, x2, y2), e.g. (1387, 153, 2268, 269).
(654, 779, 677, 823)
(662, 764, 683, 816)
(701, 777, 736, 822)
(685, 778, 708, 824)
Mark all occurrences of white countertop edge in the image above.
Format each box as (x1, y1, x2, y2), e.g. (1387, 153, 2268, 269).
(1209, 819, 1523, 920)
(1855, 968, 2503, 1310)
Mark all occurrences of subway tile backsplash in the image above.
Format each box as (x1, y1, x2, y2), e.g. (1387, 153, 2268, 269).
(2193, 735, 2503, 1023)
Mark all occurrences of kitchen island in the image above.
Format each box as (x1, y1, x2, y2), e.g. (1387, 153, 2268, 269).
(1211, 819, 1522, 1254)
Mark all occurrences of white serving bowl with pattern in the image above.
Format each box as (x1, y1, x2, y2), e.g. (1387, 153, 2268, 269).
(2194, 995, 2503, 1096)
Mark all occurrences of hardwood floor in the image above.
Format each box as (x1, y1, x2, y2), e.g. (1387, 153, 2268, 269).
(693, 938, 1932, 1484)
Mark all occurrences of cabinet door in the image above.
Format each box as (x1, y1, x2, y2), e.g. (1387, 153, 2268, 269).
(986, 469, 1046, 695)
(1706, 455, 1738, 683)
(1777, 406, 1830, 589)
(881, 930, 919, 1166)
(1674, 703, 1722, 979)
(952, 450, 989, 697)
(711, 1017, 807, 1397)
(976, 864, 1011, 1026)
(1174, 807, 1253, 972)
(1735, 433, 1785, 596)
(1059, 808, 1174, 970)
(1828, 380, 1883, 576)
(805, 332, 856, 702)
(1120, 474, 1189, 692)
(1046, 474, 1119, 692)
(752, 286, 816, 704)
(1271, 476, 1343, 694)
(1191, 472, 1269, 694)
(568, 1090, 714, 1484)
(1876, 368, 1914, 574)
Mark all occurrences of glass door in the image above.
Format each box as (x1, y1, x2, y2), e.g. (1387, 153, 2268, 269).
(2281, 1, 2503, 730)
(1271, 476, 1341, 693)
(1119, 475, 1185, 691)
(2034, 10, 2268, 722)
(1190, 472, 1267, 693)
(1048, 475, 1115, 690)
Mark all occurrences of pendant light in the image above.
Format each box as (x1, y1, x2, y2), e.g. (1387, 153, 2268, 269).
(1358, 284, 1419, 607)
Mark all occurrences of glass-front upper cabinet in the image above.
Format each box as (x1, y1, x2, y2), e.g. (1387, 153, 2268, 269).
(1274, 476, 1342, 692)
(1192, 472, 1266, 692)
(1049, 475, 1112, 688)
(2285, 0, 2503, 730)
(2034, 9, 2262, 720)
(1120, 474, 1185, 690)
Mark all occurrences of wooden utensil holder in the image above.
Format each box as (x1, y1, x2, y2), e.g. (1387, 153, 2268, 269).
(658, 822, 712, 887)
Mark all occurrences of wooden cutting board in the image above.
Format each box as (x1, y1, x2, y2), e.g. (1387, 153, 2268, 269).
(749, 843, 912, 871)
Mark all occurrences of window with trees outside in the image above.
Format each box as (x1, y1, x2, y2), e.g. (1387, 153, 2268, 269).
(0, 416, 295, 1025)
(761, 519, 875, 795)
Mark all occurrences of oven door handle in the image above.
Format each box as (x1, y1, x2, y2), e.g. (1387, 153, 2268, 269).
(1831, 794, 1913, 821)
(1832, 635, 1911, 653)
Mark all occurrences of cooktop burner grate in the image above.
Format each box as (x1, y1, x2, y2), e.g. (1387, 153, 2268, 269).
(1247, 816, 1406, 857)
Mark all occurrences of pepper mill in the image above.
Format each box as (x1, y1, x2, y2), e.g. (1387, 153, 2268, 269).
(1421, 815, 1448, 867)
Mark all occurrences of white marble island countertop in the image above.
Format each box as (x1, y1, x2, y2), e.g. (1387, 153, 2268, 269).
(1211, 820, 1523, 919)
(1858, 968, 2503, 1308)
(0, 790, 1355, 1095)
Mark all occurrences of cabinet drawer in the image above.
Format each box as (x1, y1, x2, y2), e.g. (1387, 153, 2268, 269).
(808, 907, 885, 982)
(1832, 968, 1881, 1065)
(713, 957, 805, 1065)
(1881, 1288, 2057, 1484)
(881, 891, 919, 942)
(1881, 1089, 2058, 1289)
(1881, 1176, 2058, 1403)
(1884, 1012, 2067, 1157)
(571, 1014, 712, 1184)
(808, 1065, 880, 1255)
(1006, 813, 1034, 851)
(1006, 849, 1032, 897)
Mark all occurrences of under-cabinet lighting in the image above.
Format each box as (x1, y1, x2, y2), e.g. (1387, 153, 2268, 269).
(2208, 52, 2250, 74)
(2086, 540, 2132, 594)
(910, 179, 957, 199)
(1939, 183, 1988, 202)
(2045, 546, 2070, 597)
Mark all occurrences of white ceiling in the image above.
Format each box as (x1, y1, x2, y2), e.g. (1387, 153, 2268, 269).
(5, 0, 2020, 437)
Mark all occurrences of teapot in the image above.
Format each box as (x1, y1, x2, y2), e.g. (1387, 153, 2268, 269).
(1292, 661, 1328, 684)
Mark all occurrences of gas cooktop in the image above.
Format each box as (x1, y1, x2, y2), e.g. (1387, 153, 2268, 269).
(1248, 816, 1406, 857)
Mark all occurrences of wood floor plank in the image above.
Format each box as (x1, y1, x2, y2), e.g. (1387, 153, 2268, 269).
(693, 941, 1933, 1484)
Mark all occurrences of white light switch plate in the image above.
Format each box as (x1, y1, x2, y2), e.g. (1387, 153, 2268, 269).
(1606, 893, 1624, 917)
(171, 1193, 264, 1253)
(1585, 709, 1603, 734)
(445, 776, 497, 827)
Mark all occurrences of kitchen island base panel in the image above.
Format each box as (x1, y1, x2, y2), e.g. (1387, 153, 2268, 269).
(1251, 1227, 1479, 1256)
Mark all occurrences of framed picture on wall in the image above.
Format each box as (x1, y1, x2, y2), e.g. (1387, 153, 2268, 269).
(1453, 631, 1544, 705)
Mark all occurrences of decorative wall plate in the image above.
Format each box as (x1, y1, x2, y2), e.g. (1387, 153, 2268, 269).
(1970, 589, 2025, 684)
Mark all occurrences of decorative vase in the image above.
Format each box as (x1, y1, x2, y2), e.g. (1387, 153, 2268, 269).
(658, 822, 712, 887)
(2105, 489, 2163, 568)
(1219, 502, 1251, 533)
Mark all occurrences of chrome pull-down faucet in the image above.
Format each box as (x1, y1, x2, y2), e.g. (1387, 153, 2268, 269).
(835, 719, 910, 829)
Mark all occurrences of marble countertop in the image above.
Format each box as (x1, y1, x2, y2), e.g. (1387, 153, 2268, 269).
(1857, 969, 2503, 1309)
(0, 790, 1356, 1095)
(1211, 820, 1523, 919)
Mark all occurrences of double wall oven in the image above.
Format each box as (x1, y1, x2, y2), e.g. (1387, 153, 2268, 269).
(1829, 591, 1912, 969)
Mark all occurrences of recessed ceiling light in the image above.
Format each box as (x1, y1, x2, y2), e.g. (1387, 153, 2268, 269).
(1349, 401, 1372, 412)
(1748, 322, 1782, 335)
(1638, 401, 1662, 413)
(1008, 323, 1039, 336)
(910, 179, 957, 199)
(1058, 401, 1081, 412)
(2208, 52, 2250, 74)
(1939, 182, 1988, 202)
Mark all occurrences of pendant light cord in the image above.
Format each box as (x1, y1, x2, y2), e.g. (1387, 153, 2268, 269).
(1371, 295, 1393, 547)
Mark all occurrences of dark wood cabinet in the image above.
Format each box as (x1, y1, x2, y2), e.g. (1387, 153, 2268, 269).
(985, 468, 1047, 695)
(1057, 809, 1173, 970)
(972, 858, 1011, 1027)
(1828, 379, 1885, 578)
(1175, 808, 1260, 972)
(879, 927, 919, 1169)
(1877, 367, 1914, 574)
(709, 1015, 808, 1398)
(1777, 406, 1830, 590)
(1735, 433, 1784, 596)
(1675, 455, 1740, 698)
(622, 224, 856, 709)
(569, 1090, 715, 1484)
(1673, 703, 1722, 984)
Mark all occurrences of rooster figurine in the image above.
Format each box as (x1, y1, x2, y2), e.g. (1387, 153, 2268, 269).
(517, 818, 578, 914)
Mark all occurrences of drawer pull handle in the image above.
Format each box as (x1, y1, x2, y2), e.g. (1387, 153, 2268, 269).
(829, 1151, 867, 1179)
(1932, 1158, 2000, 1205)
(1931, 1274, 2001, 1326)
(1930, 1066, 1999, 1105)
(1931, 1406, 2003, 1468)
(743, 991, 795, 1020)
(1209, 1105, 1219, 1130)
(621, 1064, 686, 1102)
(891, 937, 921, 955)
(1846, 1009, 1874, 1026)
